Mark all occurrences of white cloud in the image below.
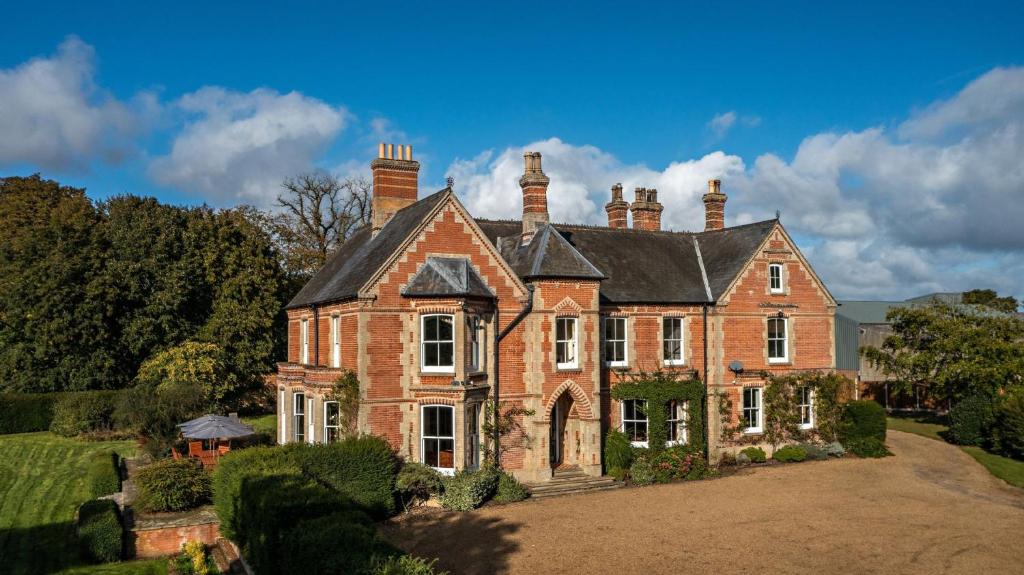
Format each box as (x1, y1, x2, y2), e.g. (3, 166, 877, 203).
(707, 111, 737, 139)
(149, 86, 348, 205)
(0, 36, 146, 170)
(445, 68, 1024, 302)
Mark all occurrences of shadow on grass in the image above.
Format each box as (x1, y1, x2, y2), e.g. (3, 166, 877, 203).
(381, 511, 523, 575)
(0, 521, 83, 575)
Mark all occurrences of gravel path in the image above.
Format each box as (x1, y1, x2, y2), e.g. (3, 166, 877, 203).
(383, 431, 1024, 575)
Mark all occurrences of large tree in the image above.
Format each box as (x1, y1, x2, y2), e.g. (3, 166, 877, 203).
(862, 302, 1024, 402)
(962, 289, 1020, 314)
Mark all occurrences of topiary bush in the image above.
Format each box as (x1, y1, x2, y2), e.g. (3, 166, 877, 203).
(372, 554, 448, 575)
(839, 400, 887, 444)
(603, 429, 633, 479)
(740, 446, 767, 463)
(86, 451, 120, 498)
(629, 454, 656, 486)
(136, 458, 212, 512)
(50, 390, 121, 437)
(773, 445, 807, 463)
(949, 394, 998, 447)
(295, 435, 400, 519)
(396, 462, 444, 508)
(213, 445, 302, 540)
(493, 471, 529, 503)
(844, 437, 892, 458)
(439, 467, 499, 511)
(77, 499, 123, 563)
(991, 393, 1024, 460)
(0, 393, 60, 434)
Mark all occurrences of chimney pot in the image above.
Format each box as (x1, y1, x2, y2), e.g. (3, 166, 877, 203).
(371, 144, 420, 235)
(702, 179, 727, 231)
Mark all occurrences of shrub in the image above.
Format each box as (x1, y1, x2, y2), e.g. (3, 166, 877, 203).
(991, 393, 1024, 460)
(177, 540, 210, 575)
(603, 429, 633, 478)
(797, 443, 828, 461)
(740, 446, 767, 463)
(86, 451, 120, 498)
(77, 499, 122, 563)
(823, 441, 845, 457)
(213, 445, 302, 540)
(949, 395, 998, 446)
(651, 445, 707, 483)
(114, 382, 207, 457)
(839, 400, 887, 444)
(280, 507, 394, 575)
(493, 471, 529, 503)
(773, 445, 807, 463)
(844, 437, 892, 458)
(50, 391, 120, 437)
(372, 555, 448, 575)
(629, 455, 656, 486)
(136, 458, 212, 512)
(396, 462, 444, 508)
(439, 467, 499, 511)
(296, 435, 400, 519)
(0, 393, 59, 434)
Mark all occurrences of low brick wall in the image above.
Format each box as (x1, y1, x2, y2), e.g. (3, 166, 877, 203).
(128, 507, 220, 558)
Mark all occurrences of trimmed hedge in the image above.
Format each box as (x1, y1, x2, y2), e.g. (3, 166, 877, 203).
(992, 394, 1024, 460)
(136, 458, 212, 512)
(396, 462, 443, 507)
(213, 445, 302, 540)
(740, 446, 767, 463)
(839, 400, 887, 443)
(50, 390, 120, 437)
(0, 393, 60, 434)
(77, 499, 123, 563)
(949, 395, 998, 446)
(86, 451, 121, 498)
(281, 508, 397, 575)
(773, 445, 807, 463)
(439, 467, 499, 511)
(844, 437, 891, 458)
(295, 435, 400, 519)
(493, 471, 529, 503)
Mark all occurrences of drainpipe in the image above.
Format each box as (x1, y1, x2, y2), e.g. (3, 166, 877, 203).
(702, 303, 710, 462)
(492, 285, 535, 468)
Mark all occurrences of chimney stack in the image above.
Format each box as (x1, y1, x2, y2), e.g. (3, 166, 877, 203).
(519, 151, 550, 236)
(605, 183, 629, 228)
(371, 143, 420, 234)
(702, 179, 727, 231)
(630, 187, 663, 231)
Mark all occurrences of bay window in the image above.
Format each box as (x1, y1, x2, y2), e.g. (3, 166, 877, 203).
(421, 405, 455, 473)
(421, 314, 455, 373)
(293, 392, 305, 442)
(324, 401, 340, 442)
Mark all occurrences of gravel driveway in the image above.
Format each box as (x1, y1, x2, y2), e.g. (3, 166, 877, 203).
(383, 431, 1024, 574)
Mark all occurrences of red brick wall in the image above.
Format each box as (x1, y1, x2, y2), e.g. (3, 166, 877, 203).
(130, 522, 220, 559)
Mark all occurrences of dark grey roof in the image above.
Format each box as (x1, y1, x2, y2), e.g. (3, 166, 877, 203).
(492, 224, 605, 281)
(402, 257, 495, 298)
(836, 300, 905, 324)
(477, 219, 777, 304)
(287, 189, 449, 308)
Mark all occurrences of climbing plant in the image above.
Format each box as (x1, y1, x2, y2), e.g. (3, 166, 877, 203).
(764, 371, 850, 445)
(481, 400, 536, 466)
(610, 369, 705, 455)
(326, 369, 361, 438)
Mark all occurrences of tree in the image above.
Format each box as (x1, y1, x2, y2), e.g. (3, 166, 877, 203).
(274, 172, 372, 282)
(962, 289, 1019, 314)
(862, 302, 1024, 402)
(135, 341, 235, 408)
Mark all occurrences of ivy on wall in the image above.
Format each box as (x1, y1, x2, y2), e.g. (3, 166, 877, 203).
(327, 369, 360, 438)
(610, 370, 706, 454)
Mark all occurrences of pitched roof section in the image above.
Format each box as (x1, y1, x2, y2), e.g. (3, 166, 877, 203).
(695, 219, 779, 298)
(286, 189, 448, 308)
(492, 224, 605, 281)
(402, 257, 495, 298)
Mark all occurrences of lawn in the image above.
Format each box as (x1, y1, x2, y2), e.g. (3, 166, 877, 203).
(242, 413, 276, 437)
(0, 432, 149, 575)
(56, 559, 168, 574)
(887, 414, 1024, 488)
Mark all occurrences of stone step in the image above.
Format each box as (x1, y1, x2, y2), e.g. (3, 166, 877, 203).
(529, 477, 617, 491)
(528, 482, 623, 499)
(526, 475, 621, 498)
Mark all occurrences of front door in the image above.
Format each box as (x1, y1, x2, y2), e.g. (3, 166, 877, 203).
(549, 401, 561, 466)
(465, 403, 480, 470)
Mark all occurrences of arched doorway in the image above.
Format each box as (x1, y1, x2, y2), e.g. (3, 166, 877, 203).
(548, 392, 581, 468)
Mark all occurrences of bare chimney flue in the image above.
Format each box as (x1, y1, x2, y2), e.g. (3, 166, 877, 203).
(371, 142, 420, 235)
(702, 179, 727, 231)
(519, 151, 550, 235)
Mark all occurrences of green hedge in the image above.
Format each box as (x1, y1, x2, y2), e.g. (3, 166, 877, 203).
(50, 390, 121, 437)
(294, 435, 400, 519)
(86, 451, 121, 498)
(740, 446, 767, 463)
(839, 400, 887, 443)
(992, 394, 1024, 460)
(213, 445, 303, 540)
(603, 430, 633, 479)
(439, 467, 499, 511)
(281, 508, 398, 575)
(136, 458, 212, 512)
(949, 395, 998, 446)
(0, 393, 60, 434)
(493, 471, 529, 503)
(396, 462, 443, 508)
(773, 445, 807, 463)
(77, 499, 123, 563)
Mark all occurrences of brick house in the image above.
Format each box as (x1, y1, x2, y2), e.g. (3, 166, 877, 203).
(276, 143, 837, 482)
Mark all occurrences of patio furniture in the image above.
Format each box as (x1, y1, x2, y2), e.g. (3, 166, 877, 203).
(177, 415, 256, 469)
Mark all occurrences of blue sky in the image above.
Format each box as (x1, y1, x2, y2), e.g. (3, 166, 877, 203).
(1, 1, 1023, 303)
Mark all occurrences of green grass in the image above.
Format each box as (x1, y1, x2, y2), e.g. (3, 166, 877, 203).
(0, 432, 136, 575)
(887, 414, 1024, 489)
(56, 558, 168, 574)
(242, 413, 276, 437)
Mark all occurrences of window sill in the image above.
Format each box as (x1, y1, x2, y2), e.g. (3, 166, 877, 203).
(430, 466, 456, 477)
(420, 368, 456, 375)
(767, 360, 791, 366)
(798, 424, 814, 431)
(556, 365, 581, 372)
(630, 441, 649, 448)
(663, 360, 686, 367)
(743, 428, 763, 435)
(604, 363, 629, 369)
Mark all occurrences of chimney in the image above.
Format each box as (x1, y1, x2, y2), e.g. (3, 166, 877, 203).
(605, 183, 629, 228)
(702, 179, 727, 231)
(630, 187, 663, 231)
(519, 151, 550, 236)
(371, 143, 420, 234)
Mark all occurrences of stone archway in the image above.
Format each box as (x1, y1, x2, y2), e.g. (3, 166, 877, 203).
(546, 381, 594, 469)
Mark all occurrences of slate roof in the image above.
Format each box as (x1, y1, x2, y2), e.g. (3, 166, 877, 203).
(289, 188, 781, 307)
(835, 300, 904, 324)
(402, 257, 495, 298)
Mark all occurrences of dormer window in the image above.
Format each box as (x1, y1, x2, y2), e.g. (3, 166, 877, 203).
(768, 263, 784, 294)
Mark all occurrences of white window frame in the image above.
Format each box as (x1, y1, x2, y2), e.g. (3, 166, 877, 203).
(603, 317, 628, 368)
(666, 400, 688, 445)
(421, 405, 456, 475)
(768, 263, 784, 294)
(324, 401, 340, 443)
(307, 397, 315, 444)
(798, 386, 815, 430)
(421, 314, 455, 373)
(278, 389, 286, 445)
(663, 317, 685, 366)
(300, 319, 309, 365)
(330, 315, 341, 368)
(742, 387, 763, 434)
(293, 392, 305, 443)
(767, 316, 789, 364)
(467, 315, 485, 373)
(555, 317, 578, 370)
(621, 399, 648, 447)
